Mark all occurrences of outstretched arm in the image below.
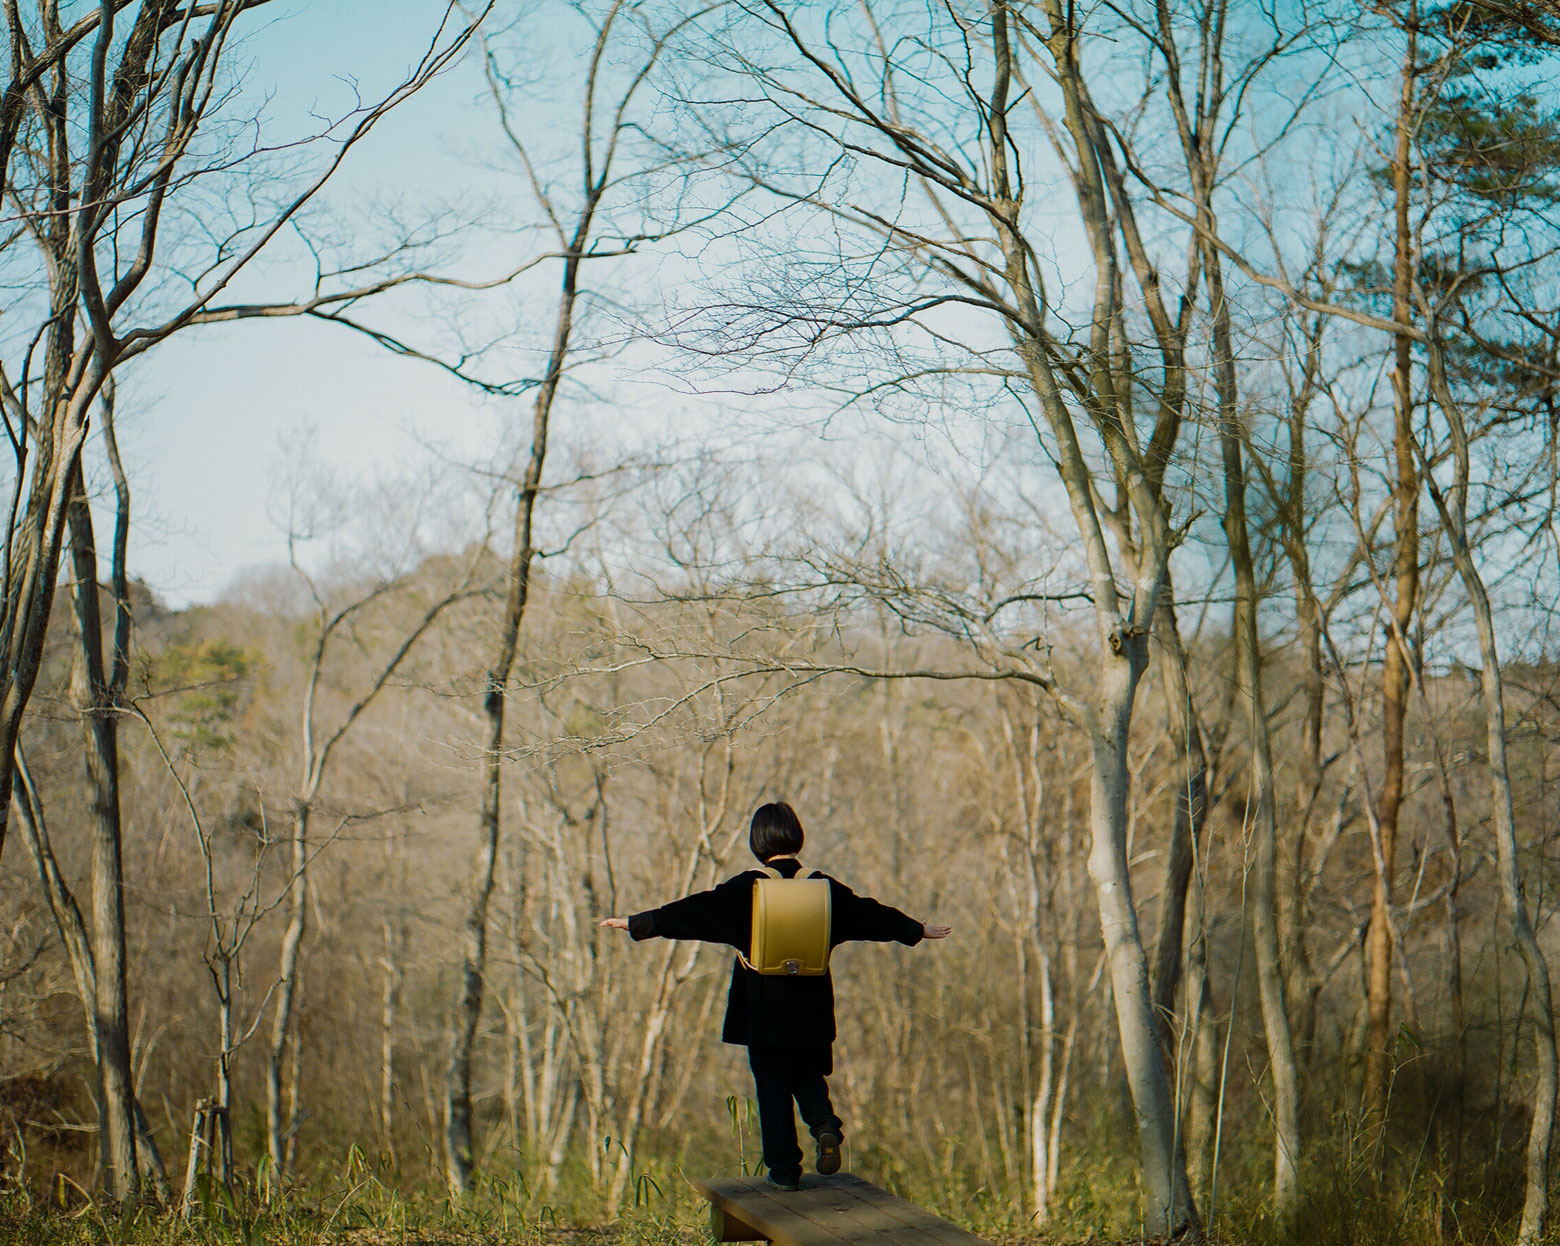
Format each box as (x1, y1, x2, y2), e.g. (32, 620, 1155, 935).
(598, 875, 750, 947)
(831, 882, 939, 946)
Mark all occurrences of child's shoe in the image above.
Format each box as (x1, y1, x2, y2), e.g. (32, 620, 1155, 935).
(815, 1131, 842, 1175)
(766, 1172, 801, 1192)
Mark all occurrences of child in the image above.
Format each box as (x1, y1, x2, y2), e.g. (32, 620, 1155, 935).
(599, 800, 950, 1191)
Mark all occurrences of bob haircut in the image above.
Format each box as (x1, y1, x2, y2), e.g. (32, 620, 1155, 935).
(750, 801, 805, 862)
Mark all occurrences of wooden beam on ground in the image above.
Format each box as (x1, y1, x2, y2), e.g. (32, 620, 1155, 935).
(690, 1174, 995, 1246)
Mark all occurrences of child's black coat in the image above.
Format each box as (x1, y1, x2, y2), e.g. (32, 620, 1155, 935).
(626, 858, 923, 1052)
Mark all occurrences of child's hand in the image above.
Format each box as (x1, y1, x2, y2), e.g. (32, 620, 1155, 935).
(922, 923, 951, 939)
(599, 917, 629, 931)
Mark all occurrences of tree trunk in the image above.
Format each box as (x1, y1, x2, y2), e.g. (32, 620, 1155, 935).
(1220, 408, 1302, 1210)
(1285, 551, 1325, 1047)
(0, 367, 95, 878)
(1028, 946, 1064, 1222)
(1422, 342, 1556, 1246)
(214, 954, 236, 1184)
(64, 458, 140, 1201)
(1150, 583, 1210, 1054)
(1279, 320, 1326, 1048)
(79, 717, 137, 1202)
(380, 883, 403, 1163)
(1182, 880, 1220, 1199)
(1087, 650, 1197, 1237)
(445, 681, 506, 1193)
(13, 744, 165, 1193)
(445, 214, 585, 1193)
(1443, 535, 1556, 1246)
(1364, 7, 1420, 1131)
(1208, 239, 1301, 1212)
(991, 11, 1194, 1216)
(267, 803, 309, 1175)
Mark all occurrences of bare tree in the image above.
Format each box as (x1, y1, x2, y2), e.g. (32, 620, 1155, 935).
(0, 3, 497, 1200)
(1362, 0, 1423, 1132)
(7, 374, 170, 1198)
(682, 1, 1241, 1225)
(11, 744, 166, 1196)
(266, 518, 480, 1177)
(0, 2, 485, 898)
(64, 383, 145, 1197)
(444, 0, 722, 1194)
(1416, 328, 1557, 1246)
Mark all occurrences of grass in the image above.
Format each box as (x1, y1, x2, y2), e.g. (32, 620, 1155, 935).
(2, 1117, 1553, 1246)
(0, 1179, 1551, 1246)
(0, 1180, 708, 1246)
(4, 1166, 1545, 1246)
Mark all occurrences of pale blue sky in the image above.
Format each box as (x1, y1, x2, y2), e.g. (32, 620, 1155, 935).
(117, 2, 522, 606)
(109, 0, 1239, 615)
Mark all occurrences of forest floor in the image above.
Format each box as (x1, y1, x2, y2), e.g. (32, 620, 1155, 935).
(1, 1168, 1171, 1246)
(0, 1208, 1185, 1246)
(330, 1231, 1079, 1244)
(327, 1234, 1146, 1246)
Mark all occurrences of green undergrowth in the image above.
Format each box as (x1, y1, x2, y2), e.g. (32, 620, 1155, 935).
(0, 1147, 711, 1246)
(4, 1131, 1557, 1246)
(0, 1185, 705, 1246)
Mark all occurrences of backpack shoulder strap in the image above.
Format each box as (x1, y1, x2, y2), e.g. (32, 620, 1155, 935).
(737, 868, 774, 972)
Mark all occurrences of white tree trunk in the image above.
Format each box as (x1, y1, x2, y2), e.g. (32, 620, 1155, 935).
(267, 804, 309, 1175)
(1087, 655, 1196, 1236)
(1029, 948, 1056, 1222)
(1424, 347, 1556, 1246)
(1210, 248, 1301, 1212)
(380, 894, 402, 1162)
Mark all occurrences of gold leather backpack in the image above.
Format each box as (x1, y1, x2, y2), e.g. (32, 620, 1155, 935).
(739, 866, 832, 976)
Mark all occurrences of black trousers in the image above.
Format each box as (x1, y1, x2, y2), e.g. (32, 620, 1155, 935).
(747, 1044, 844, 1183)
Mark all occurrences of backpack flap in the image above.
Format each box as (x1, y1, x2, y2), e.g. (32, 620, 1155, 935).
(746, 869, 832, 976)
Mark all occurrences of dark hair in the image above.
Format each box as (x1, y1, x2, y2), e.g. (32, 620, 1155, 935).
(750, 801, 804, 862)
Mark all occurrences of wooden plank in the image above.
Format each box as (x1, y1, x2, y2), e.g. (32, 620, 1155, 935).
(784, 1176, 956, 1246)
(829, 1172, 985, 1241)
(801, 1176, 989, 1246)
(692, 1176, 857, 1246)
(695, 1175, 903, 1246)
(828, 1175, 993, 1245)
(689, 1174, 994, 1246)
(709, 1199, 766, 1243)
